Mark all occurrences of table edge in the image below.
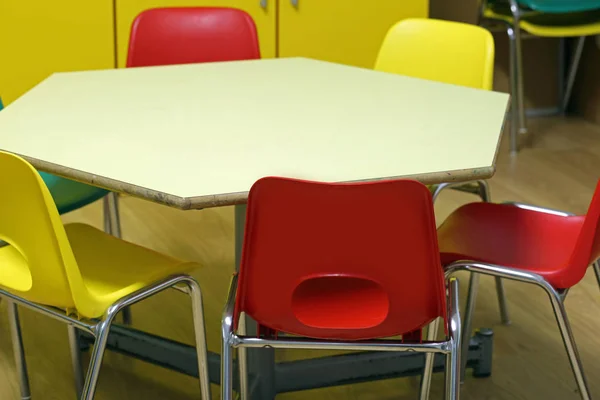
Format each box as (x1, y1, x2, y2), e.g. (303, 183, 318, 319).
(184, 166, 496, 209)
(17, 154, 192, 210)
(16, 153, 495, 211)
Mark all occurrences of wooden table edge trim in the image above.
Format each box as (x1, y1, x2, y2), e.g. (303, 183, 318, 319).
(14, 153, 192, 210)
(184, 166, 496, 209)
(11, 152, 495, 211)
(491, 96, 512, 166)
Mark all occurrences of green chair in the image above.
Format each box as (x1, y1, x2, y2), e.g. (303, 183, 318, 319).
(512, 0, 600, 13)
(480, 0, 600, 152)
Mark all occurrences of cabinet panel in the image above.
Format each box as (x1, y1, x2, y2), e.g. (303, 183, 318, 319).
(0, 0, 115, 105)
(278, 0, 428, 68)
(115, 0, 276, 67)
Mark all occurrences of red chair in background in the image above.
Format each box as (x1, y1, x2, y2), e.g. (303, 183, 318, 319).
(114, 5, 261, 325)
(221, 177, 461, 400)
(421, 181, 600, 400)
(127, 7, 261, 68)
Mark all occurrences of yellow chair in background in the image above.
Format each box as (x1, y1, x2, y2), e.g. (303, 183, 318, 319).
(375, 18, 494, 90)
(0, 151, 211, 399)
(374, 16, 510, 335)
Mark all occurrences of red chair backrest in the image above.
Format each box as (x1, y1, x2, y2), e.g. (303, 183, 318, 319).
(234, 177, 447, 341)
(565, 180, 600, 288)
(126, 7, 261, 68)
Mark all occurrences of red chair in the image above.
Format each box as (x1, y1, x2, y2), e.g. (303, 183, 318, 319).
(221, 177, 461, 400)
(423, 182, 600, 400)
(127, 7, 261, 68)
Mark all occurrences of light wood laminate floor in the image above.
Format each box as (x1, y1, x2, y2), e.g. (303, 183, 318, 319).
(1, 117, 600, 399)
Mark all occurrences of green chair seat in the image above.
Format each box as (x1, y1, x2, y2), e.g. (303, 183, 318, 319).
(517, 0, 600, 13)
(39, 172, 109, 215)
(487, 0, 600, 25)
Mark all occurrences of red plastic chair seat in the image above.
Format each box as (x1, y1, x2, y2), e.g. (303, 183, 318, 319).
(438, 202, 585, 289)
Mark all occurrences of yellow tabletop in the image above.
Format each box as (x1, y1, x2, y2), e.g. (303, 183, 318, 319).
(0, 58, 509, 210)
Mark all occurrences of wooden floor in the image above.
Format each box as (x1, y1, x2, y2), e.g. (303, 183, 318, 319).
(2, 117, 600, 399)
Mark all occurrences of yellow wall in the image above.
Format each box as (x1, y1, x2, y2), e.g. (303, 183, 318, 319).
(1, 1, 428, 104)
(0, 0, 115, 105)
(278, 0, 428, 68)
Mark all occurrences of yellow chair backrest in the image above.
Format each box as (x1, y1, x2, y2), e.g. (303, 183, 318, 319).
(375, 18, 494, 90)
(0, 151, 97, 316)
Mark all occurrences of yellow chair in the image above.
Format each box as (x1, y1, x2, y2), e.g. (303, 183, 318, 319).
(480, 0, 600, 153)
(0, 151, 211, 399)
(374, 17, 511, 333)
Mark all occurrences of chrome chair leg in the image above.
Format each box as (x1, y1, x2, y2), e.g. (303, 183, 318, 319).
(495, 277, 511, 325)
(222, 275, 237, 400)
(81, 318, 113, 400)
(445, 340, 460, 400)
(102, 196, 111, 233)
(106, 192, 122, 239)
(419, 319, 439, 400)
(508, 26, 520, 154)
(477, 180, 490, 202)
(478, 179, 511, 326)
(221, 332, 235, 400)
(67, 325, 85, 398)
(446, 262, 591, 400)
(592, 260, 600, 291)
(546, 285, 591, 400)
(8, 302, 31, 400)
(508, 0, 527, 138)
(238, 315, 249, 400)
(460, 272, 479, 383)
(186, 278, 211, 400)
(79, 275, 210, 400)
(446, 278, 461, 400)
(561, 36, 586, 113)
(103, 193, 132, 326)
(419, 279, 461, 400)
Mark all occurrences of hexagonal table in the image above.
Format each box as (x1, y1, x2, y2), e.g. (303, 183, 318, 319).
(0, 57, 509, 398)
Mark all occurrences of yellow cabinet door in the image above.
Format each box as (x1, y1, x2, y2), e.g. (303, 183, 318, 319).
(115, 0, 277, 67)
(0, 1, 115, 105)
(278, 0, 428, 68)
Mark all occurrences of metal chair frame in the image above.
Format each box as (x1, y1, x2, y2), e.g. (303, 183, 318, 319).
(5, 274, 211, 400)
(221, 275, 462, 400)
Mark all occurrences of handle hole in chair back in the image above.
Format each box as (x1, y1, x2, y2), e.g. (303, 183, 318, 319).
(292, 274, 389, 330)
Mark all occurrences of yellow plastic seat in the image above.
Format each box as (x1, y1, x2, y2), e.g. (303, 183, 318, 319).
(0, 224, 197, 317)
(68, 224, 197, 314)
(0, 151, 211, 399)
